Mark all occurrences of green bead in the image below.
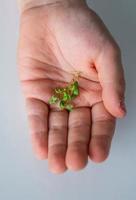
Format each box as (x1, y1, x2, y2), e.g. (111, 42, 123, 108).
(65, 104, 73, 112)
(71, 81, 79, 96)
(63, 92, 71, 101)
(73, 81, 78, 88)
(73, 88, 79, 96)
(60, 100, 65, 109)
(49, 95, 58, 104)
(72, 81, 78, 90)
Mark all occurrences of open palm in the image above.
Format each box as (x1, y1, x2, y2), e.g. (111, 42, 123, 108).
(18, 2, 126, 173)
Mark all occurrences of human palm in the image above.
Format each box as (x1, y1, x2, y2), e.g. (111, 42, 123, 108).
(18, 2, 126, 173)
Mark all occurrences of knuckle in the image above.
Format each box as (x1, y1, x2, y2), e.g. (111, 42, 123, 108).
(68, 141, 87, 149)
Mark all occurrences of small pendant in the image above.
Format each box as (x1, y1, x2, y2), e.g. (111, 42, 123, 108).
(49, 71, 80, 111)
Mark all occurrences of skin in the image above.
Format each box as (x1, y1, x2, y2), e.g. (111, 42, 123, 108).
(17, 1, 126, 174)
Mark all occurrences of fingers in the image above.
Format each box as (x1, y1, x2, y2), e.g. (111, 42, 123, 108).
(89, 102, 116, 163)
(48, 109, 68, 174)
(66, 108, 91, 171)
(95, 44, 126, 118)
(26, 98, 49, 159)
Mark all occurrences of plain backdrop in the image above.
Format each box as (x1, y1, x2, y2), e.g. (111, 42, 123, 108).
(0, 0, 136, 199)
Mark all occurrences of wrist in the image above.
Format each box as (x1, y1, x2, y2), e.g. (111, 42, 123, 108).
(17, 0, 86, 13)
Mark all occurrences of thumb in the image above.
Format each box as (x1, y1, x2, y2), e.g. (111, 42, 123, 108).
(95, 44, 126, 118)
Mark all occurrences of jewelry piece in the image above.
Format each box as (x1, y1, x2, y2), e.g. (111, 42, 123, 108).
(49, 71, 80, 111)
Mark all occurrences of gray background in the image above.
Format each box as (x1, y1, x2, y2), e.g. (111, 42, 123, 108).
(0, 0, 136, 199)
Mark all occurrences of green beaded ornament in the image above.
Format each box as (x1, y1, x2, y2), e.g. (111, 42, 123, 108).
(49, 72, 80, 111)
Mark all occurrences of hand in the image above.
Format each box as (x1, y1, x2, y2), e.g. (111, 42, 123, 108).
(18, 1, 126, 174)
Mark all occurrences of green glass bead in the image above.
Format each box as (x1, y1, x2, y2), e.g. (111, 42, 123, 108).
(63, 92, 71, 101)
(73, 87, 79, 96)
(60, 100, 65, 109)
(65, 104, 73, 112)
(49, 95, 58, 104)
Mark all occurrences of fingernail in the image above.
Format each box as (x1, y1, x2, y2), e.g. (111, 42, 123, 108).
(120, 101, 127, 113)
